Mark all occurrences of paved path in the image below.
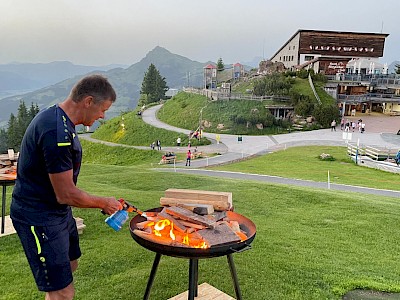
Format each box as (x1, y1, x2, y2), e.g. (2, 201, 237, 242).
(81, 105, 400, 197)
(141, 104, 400, 169)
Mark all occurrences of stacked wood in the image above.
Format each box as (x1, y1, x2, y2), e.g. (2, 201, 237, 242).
(134, 204, 247, 248)
(197, 223, 241, 246)
(74, 217, 86, 235)
(164, 206, 216, 229)
(177, 203, 214, 215)
(0, 150, 18, 174)
(160, 189, 232, 211)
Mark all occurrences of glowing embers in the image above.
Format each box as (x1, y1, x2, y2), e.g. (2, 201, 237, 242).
(145, 219, 208, 248)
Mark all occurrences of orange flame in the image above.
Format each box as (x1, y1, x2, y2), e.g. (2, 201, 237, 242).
(144, 219, 208, 248)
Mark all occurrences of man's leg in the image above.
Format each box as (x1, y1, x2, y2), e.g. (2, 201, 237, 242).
(45, 283, 75, 300)
(45, 260, 77, 300)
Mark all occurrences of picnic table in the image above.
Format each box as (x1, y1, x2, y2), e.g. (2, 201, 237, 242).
(0, 173, 16, 234)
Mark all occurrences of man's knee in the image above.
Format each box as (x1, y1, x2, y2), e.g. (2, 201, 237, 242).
(45, 283, 75, 300)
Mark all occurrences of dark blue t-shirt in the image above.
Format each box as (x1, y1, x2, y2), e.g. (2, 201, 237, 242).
(10, 105, 82, 225)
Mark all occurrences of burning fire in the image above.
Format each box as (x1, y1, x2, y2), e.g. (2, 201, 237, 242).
(145, 219, 208, 248)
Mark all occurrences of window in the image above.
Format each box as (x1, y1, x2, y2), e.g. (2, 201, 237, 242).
(305, 56, 314, 61)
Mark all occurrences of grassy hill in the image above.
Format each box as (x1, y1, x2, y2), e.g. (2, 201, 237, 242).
(2, 142, 400, 299)
(157, 78, 336, 135)
(91, 108, 210, 147)
(157, 92, 290, 135)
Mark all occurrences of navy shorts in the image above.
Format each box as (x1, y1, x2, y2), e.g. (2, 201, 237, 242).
(12, 215, 81, 292)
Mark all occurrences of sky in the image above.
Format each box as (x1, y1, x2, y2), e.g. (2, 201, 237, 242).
(1, 0, 399, 67)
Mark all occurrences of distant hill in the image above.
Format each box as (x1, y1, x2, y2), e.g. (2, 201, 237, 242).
(0, 61, 126, 96)
(0, 47, 206, 126)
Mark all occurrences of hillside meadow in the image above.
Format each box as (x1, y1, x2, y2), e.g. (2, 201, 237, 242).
(91, 108, 210, 148)
(1, 141, 400, 299)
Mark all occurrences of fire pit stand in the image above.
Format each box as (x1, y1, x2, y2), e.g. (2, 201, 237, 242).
(130, 208, 256, 300)
(143, 252, 245, 300)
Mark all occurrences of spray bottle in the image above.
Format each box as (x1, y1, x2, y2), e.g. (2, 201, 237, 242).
(104, 199, 147, 231)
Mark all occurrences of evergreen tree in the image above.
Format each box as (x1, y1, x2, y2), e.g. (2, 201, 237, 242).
(396, 64, 400, 75)
(4, 100, 40, 151)
(0, 129, 7, 153)
(7, 113, 19, 150)
(29, 103, 40, 120)
(217, 58, 225, 71)
(140, 63, 168, 104)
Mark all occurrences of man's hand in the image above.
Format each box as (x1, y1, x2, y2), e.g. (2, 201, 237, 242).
(102, 197, 123, 215)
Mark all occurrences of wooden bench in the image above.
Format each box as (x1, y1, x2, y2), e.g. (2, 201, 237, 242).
(191, 151, 203, 159)
(159, 155, 176, 164)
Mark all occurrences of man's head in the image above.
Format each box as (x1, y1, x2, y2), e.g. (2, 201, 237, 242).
(68, 75, 116, 126)
(69, 74, 116, 104)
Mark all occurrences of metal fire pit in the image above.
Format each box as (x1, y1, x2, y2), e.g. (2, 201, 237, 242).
(129, 207, 256, 300)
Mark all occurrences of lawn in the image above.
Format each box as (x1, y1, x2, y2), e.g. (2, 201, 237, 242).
(1, 142, 400, 299)
(212, 145, 400, 191)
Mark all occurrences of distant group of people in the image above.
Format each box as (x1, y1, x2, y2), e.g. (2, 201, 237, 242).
(150, 139, 162, 150)
(335, 118, 366, 133)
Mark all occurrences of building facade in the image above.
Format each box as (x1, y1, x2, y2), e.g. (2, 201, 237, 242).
(270, 30, 389, 75)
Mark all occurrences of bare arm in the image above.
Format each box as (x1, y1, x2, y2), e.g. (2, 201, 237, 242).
(49, 169, 121, 215)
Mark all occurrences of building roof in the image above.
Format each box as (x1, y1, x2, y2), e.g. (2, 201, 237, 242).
(204, 64, 216, 69)
(270, 29, 389, 60)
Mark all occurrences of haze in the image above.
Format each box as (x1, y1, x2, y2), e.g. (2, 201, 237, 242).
(1, 0, 399, 66)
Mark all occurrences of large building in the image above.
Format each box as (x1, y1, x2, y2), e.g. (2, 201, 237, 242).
(270, 30, 389, 75)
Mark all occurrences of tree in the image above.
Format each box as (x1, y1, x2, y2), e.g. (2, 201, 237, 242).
(217, 58, 225, 72)
(140, 63, 168, 104)
(0, 129, 7, 153)
(395, 64, 400, 74)
(4, 101, 39, 151)
(313, 104, 341, 128)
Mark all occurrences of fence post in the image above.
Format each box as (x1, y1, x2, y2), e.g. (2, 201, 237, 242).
(328, 170, 330, 189)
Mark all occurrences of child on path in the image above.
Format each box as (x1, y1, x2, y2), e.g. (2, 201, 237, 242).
(185, 150, 191, 166)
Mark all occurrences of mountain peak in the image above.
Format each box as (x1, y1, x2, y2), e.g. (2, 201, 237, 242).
(145, 46, 173, 58)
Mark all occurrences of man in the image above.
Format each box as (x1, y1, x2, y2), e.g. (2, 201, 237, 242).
(10, 74, 122, 300)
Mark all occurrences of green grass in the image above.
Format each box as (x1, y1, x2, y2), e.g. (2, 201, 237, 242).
(91, 109, 210, 147)
(2, 142, 400, 299)
(211, 145, 400, 191)
(291, 78, 336, 105)
(159, 92, 290, 135)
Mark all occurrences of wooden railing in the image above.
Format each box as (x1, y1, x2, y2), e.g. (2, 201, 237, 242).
(347, 143, 397, 161)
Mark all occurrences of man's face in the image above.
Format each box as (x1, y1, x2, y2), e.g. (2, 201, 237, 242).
(84, 98, 113, 126)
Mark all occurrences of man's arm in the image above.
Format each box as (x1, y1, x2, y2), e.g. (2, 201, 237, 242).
(49, 169, 121, 215)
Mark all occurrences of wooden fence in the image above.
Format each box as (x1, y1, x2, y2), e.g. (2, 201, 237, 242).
(347, 143, 397, 161)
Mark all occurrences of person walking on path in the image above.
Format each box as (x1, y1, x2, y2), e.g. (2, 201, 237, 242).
(344, 119, 350, 132)
(10, 75, 122, 300)
(185, 149, 191, 166)
(156, 139, 161, 150)
(331, 120, 336, 131)
(361, 122, 366, 133)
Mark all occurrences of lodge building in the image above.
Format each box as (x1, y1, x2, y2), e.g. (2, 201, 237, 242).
(270, 29, 389, 75)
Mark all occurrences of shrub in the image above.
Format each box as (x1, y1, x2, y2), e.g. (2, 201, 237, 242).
(318, 153, 335, 161)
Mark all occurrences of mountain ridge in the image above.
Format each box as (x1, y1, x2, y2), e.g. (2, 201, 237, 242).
(0, 46, 207, 126)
